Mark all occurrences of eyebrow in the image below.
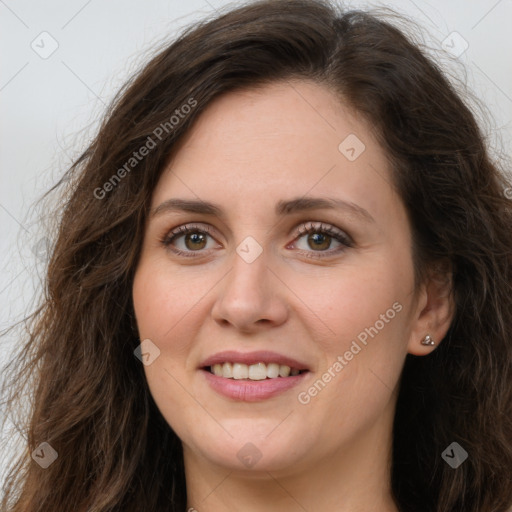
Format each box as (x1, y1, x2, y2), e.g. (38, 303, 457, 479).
(151, 196, 375, 223)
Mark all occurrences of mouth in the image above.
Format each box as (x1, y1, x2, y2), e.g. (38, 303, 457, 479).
(203, 362, 309, 380)
(199, 350, 311, 402)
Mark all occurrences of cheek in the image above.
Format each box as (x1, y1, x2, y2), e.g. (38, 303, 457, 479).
(307, 258, 409, 351)
(132, 258, 210, 429)
(132, 254, 201, 355)
(295, 255, 411, 414)
(132, 252, 227, 423)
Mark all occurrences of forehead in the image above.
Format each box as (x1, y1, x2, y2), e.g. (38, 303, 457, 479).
(165, 80, 370, 175)
(152, 80, 399, 224)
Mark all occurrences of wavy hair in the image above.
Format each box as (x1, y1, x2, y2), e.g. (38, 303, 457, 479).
(1, 1, 511, 511)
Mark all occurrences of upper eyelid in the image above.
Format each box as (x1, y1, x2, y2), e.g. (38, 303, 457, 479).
(296, 221, 350, 238)
(163, 220, 352, 246)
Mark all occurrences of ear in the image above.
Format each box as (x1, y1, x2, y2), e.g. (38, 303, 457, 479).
(407, 260, 456, 355)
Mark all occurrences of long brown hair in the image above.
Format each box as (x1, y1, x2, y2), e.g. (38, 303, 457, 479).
(2, 1, 511, 510)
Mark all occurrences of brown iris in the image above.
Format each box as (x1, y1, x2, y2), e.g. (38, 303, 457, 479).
(307, 232, 331, 251)
(185, 232, 207, 250)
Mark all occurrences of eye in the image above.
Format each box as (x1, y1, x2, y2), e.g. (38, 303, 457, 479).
(161, 221, 353, 258)
(291, 221, 353, 257)
(161, 223, 218, 257)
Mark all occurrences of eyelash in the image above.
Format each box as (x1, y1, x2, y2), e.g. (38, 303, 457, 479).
(160, 222, 353, 259)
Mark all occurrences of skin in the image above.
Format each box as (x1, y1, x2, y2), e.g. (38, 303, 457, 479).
(132, 80, 454, 512)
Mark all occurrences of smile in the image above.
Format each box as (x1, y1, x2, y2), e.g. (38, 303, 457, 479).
(199, 350, 311, 401)
(207, 362, 308, 380)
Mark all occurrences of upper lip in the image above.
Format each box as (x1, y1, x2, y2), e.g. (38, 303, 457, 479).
(200, 350, 310, 371)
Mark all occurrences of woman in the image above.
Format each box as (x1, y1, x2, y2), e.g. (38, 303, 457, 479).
(1, 0, 511, 511)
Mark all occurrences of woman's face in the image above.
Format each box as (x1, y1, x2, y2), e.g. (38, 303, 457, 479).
(132, 80, 432, 476)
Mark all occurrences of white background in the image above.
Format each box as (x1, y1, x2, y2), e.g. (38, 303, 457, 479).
(1, 0, 511, 494)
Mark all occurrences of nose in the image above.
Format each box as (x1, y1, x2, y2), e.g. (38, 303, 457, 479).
(211, 246, 289, 333)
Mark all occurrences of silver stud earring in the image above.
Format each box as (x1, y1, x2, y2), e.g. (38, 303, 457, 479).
(421, 334, 435, 346)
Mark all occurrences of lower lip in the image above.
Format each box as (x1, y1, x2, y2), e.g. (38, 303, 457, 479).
(202, 369, 309, 402)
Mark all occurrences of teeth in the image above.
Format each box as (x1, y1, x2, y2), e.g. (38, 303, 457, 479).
(279, 364, 291, 377)
(248, 362, 267, 380)
(233, 363, 249, 380)
(267, 363, 280, 378)
(222, 362, 233, 378)
(209, 362, 305, 380)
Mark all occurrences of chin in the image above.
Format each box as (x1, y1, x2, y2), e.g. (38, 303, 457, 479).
(184, 425, 311, 473)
